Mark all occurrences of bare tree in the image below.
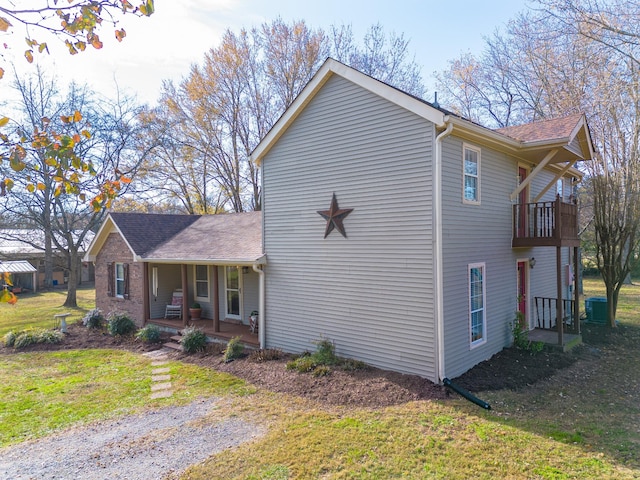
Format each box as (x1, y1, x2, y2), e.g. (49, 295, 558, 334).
(134, 19, 426, 214)
(0, 69, 143, 306)
(434, 2, 640, 327)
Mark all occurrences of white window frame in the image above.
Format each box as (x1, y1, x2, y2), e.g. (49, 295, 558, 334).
(115, 262, 125, 299)
(194, 265, 210, 302)
(469, 262, 487, 348)
(463, 143, 481, 204)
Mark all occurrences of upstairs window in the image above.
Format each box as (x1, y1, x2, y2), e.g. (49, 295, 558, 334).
(463, 144, 481, 204)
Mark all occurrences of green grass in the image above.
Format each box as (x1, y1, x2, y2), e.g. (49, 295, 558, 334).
(181, 276, 640, 479)
(0, 286, 95, 335)
(0, 349, 253, 447)
(2, 278, 640, 479)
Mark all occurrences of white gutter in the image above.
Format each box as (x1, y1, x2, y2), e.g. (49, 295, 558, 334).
(252, 263, 265, 348)
(434, 119, 453, 383)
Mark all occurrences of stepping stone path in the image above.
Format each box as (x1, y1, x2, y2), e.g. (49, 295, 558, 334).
(142, 349, 174, 399)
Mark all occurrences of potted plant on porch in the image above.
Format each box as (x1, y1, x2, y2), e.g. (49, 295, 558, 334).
(189, 302, 202, 321)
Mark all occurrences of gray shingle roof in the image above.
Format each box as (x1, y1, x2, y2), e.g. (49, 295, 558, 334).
(146, 212, 263, 263)
(108, 211, 263, 263)
(108, 213, 201, 257)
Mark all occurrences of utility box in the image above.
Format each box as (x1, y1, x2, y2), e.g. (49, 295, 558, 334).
(585, 297, 608, 324)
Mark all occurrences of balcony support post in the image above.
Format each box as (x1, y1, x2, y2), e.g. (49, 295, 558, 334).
(556, 246, 564, 346)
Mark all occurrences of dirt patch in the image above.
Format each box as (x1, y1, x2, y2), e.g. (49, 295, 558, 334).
(1, 321, 611, 408)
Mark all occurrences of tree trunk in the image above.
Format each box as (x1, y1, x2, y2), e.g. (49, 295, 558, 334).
(63, 250, 79, 308)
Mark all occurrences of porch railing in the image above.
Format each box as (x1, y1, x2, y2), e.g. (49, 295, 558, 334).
(512, 196, 579, 247)
(534, 297, 579, 333)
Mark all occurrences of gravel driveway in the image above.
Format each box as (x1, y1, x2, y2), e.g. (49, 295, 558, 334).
(0, 398, 264, 479)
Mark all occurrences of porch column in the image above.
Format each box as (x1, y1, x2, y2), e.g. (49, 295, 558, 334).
(143, 263, 150, 326)
(556, 246, 564, 346)
(573, 246, 580, 334)
(212, 265, 220, 332)
(181, 264, 189, 327)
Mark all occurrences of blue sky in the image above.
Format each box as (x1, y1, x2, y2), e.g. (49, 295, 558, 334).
(2, 0, 532, 105)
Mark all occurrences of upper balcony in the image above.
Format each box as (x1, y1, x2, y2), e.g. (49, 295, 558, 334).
(512, 196, 580, 248)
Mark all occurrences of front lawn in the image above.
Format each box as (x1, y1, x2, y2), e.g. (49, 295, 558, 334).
(1, 278, 639, 478)
(0, 286, 95, 335)
(0, 349, 253, 447)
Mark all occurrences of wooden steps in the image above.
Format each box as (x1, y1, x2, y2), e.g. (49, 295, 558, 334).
(163, 335, 183, 351)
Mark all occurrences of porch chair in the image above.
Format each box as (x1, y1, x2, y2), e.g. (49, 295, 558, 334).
(165, 290, 183, 319)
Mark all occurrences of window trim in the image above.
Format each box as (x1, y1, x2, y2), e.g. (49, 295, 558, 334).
(462, 143, 481, 205)
(468, 262, 487, 348)
(194, 264, 210, 302)
(115, 262, 126, 299)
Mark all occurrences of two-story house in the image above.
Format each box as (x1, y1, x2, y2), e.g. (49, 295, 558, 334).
(86, 59, 594, 383)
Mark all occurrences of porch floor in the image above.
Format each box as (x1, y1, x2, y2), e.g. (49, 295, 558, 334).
(148, 317, 259, 347)
(529, 328, 582, 351)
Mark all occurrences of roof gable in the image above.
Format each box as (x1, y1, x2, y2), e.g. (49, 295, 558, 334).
(251, 58, 446, 165)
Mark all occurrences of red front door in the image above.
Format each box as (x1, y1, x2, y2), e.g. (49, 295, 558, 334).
(517, 261, 528, 328)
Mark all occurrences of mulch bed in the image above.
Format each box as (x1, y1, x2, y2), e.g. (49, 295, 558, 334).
(1, 321, 608, 408)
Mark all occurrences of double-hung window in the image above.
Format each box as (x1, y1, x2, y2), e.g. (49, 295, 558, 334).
(469, 263, 486, 347)
(463, 144, 481, 204)
(195, 265, 209, 301)
(115, 263, 126, 298)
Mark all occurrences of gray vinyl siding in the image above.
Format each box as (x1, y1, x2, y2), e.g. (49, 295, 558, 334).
(441, 137, 577, 378)
(440, 137, 517, 378)
(262, 75, 437, 379)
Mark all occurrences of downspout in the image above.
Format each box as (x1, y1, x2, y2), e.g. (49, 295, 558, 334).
(435, 119, 453, 383)
(252, 263, 265, 348)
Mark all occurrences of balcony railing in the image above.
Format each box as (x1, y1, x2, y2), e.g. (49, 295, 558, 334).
(534, 297, 579, 333)
(512, 196, 580, 247)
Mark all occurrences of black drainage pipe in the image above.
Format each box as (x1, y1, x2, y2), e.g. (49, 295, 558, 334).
(443, 378, 491, 410)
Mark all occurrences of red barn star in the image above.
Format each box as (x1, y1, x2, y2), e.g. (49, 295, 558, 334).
(317, 193, 354, 238)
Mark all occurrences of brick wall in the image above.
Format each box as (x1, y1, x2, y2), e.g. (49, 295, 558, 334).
(95, 232, 145, 326)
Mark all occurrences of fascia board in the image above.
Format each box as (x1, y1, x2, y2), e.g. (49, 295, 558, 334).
(83, 214, 138, 262)
(141, 256, 267, 266)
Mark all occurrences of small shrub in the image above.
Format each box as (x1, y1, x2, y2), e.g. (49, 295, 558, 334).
(3, 331, 16, 347)
(341, 358, 367, 371)
(223, 336, 244, 363)
(312, 365, 332, 377)
(249, 348, 284, 363)
(107, 311, 137, 336)
(82, 308, 105, 329)
(313, 338, 339, 365)
(135, 324, 161, 343)
(13, 331, 36, 348)
(286, 355, 317, 373)
(511, 312, 544, 353)
(36, 329, 65, 344)
(8, 328, 64, 349)
(181, 326, 207, 353)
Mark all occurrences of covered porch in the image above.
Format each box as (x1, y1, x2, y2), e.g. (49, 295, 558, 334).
(149, 317, 260, 347)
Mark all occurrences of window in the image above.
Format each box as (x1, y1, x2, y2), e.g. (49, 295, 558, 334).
(463, 144, 481, 204)
(469, 263, 486, 347)
(195, 265, 209, 301)
(115, 262, 126, 298)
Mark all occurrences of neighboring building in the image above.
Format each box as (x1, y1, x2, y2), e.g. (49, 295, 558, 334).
(0, 260, 38, 292)
(0, 229, 95, 289)
(86, 59, 594, 382)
